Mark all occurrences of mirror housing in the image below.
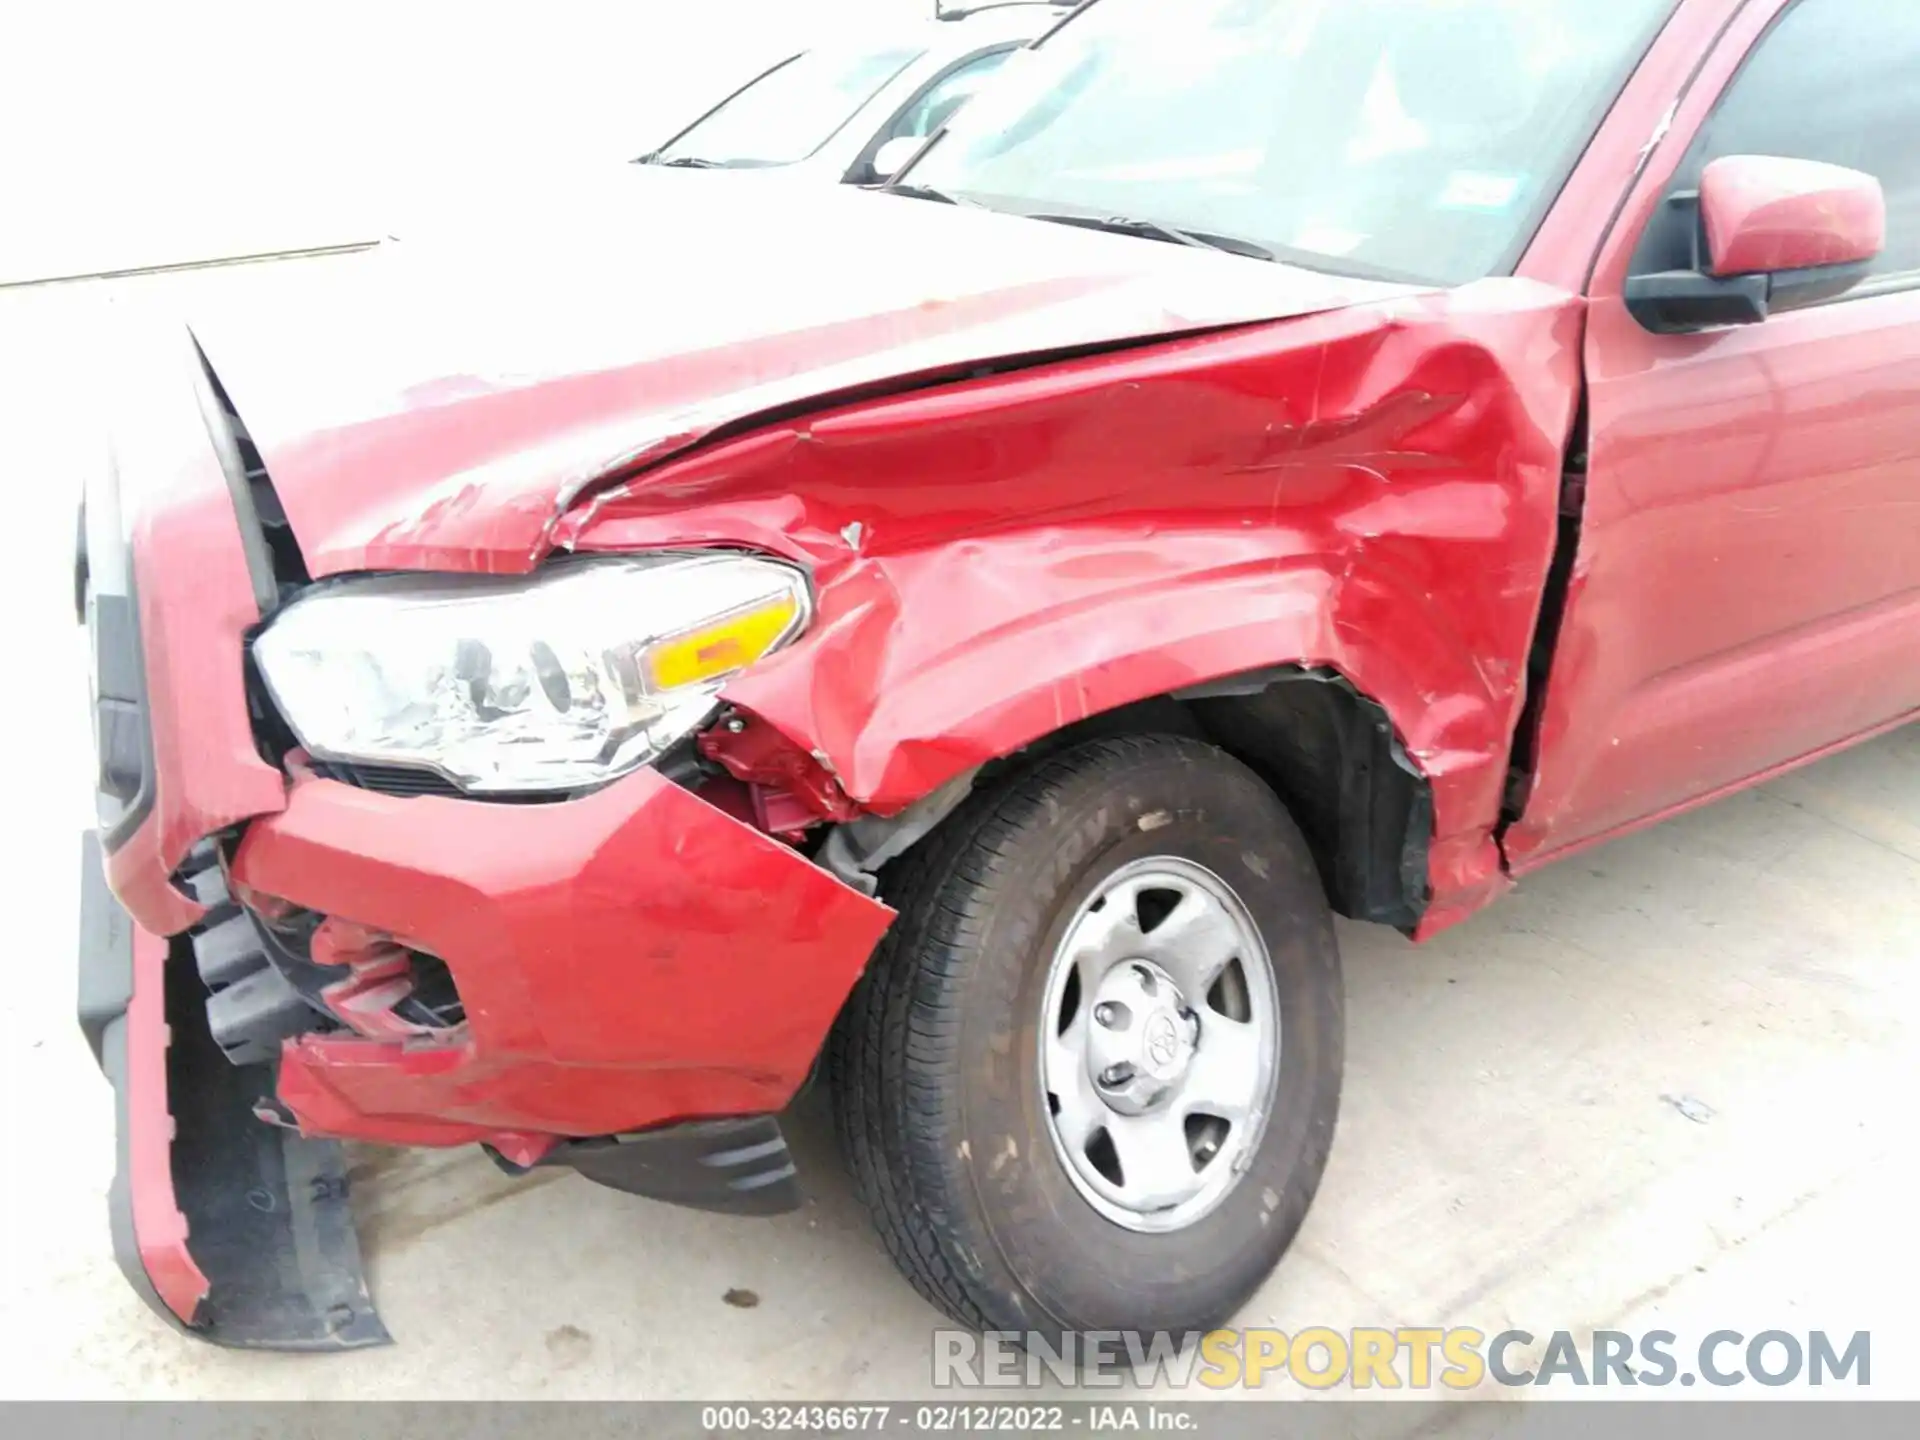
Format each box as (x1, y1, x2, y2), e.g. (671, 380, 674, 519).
(869, 135, 924, 185)
(1702, 155, 1885, 277)
(1626, 155, 1886, 334)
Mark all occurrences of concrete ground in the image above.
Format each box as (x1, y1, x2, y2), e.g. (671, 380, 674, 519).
(2, 266, 1915, 1410)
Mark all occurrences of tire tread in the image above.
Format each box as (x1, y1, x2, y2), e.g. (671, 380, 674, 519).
(829, 734, 1328, 1330)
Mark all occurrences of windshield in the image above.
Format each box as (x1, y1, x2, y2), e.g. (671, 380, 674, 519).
(659, 45, 925, 167)
(905, 0, 1679, 283)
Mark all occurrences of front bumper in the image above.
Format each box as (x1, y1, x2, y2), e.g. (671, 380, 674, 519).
(230, 763, 894, 1146)
(80, 327, 896, 1347)
(79, 782, 877, 1345)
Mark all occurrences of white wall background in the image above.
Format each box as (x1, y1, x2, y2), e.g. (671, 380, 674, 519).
(1, 0, 931, 283)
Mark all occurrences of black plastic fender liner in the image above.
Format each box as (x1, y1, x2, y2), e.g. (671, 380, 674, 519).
(511, 1115, 804, 1217)
(163, 931, 390, 1350)
(80, 831, 389, 1351)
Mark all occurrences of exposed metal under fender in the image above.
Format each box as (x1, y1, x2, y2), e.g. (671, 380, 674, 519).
(818, 769, 979, 895)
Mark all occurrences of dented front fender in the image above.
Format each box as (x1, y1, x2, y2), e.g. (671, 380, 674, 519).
(567, 280, 1585, 931)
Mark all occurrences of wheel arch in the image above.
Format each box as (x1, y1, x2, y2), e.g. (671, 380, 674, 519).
(715, 536, 1521, 936)
(807, 662, 1433, 934)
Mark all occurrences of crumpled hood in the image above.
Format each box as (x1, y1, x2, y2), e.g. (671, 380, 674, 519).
(188, 169, 1422, 575)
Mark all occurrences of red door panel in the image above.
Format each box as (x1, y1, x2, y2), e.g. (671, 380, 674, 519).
(1511, 291, 1920, 862)
(1509, 0, 1920, 866)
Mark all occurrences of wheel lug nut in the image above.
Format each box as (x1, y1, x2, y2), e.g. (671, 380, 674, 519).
(1098, 1062, 1135, 1087)
(1093, 1001, 1130, 1030)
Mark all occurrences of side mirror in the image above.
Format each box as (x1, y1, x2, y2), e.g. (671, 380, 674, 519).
(869, 135, 924, 185)
(1625, 155, 1886, 334)
(1702, 155, 1885, 278)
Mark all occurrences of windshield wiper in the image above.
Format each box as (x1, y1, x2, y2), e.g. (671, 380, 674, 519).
(647, 155, 724, 169)
(883, 182, 981, 207)
(1023, 212, 1274, 261)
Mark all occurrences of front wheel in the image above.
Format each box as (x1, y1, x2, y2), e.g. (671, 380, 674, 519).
(830, 734, 1344, 1337)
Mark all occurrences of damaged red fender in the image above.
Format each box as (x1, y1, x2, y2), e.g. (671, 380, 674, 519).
(564, 282, 1588, 932)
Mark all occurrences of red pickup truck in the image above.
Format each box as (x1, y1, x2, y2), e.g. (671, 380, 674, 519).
(78, 0, 1919, 1348)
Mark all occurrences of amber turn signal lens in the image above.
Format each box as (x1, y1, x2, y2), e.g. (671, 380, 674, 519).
(645, 594, 802, 691)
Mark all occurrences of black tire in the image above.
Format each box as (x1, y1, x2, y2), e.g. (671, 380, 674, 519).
(828, 733, 1343, 1337)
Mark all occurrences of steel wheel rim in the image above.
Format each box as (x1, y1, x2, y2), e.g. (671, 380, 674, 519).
(1036, 854, 1280, 1233)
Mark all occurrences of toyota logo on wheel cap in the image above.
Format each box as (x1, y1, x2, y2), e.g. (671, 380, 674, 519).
(1145, 1013, 1179, 1069)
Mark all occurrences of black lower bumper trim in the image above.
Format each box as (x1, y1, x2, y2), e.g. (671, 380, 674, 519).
(80, 831, 390, 1350)
(164, 953, 390, 1350)
(78, 833, 135, 1069)
(539, 1115, 803, 1217)
(99, 1013, 184, 1333)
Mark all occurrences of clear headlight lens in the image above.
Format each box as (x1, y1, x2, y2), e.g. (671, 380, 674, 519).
(252, 554, 809, 794)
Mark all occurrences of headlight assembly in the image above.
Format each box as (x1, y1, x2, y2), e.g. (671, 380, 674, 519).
(251, 553, 809, 794)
